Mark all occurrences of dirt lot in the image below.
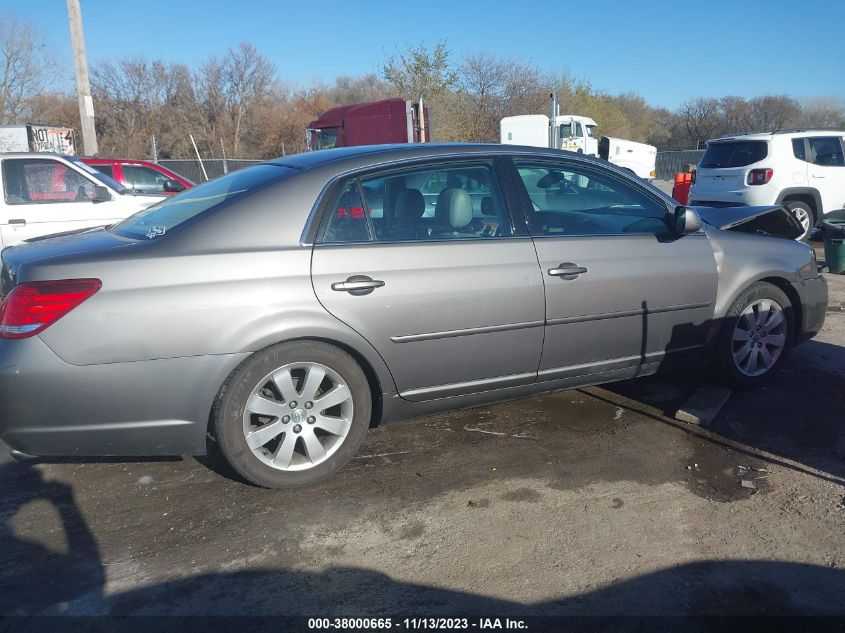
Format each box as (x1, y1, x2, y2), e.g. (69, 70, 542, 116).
(1, 254, 843, 620)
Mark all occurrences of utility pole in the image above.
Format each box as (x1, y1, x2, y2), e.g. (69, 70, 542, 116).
(66, 0, 98, 155)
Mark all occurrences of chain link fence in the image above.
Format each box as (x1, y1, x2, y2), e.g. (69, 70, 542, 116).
(654, 150, 705, 180)
(157, 159, 263, 184)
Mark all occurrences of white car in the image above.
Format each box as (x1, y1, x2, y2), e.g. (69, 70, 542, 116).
(0, 153, 165, 249)
(689, 129, 845, 240)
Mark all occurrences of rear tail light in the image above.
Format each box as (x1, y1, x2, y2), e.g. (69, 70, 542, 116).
(747, 168, 773, 185)
(0, 278, 101, 339)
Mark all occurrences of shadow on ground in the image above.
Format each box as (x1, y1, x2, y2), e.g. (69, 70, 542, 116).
(603, 338, 845, 485)
(0, 457, 843, 618)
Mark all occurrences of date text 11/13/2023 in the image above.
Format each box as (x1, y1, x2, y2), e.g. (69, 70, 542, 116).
(307, 617, 528, 630)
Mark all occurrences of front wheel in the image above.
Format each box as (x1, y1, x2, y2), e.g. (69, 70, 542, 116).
(784, 201, 815, 241)
(213, 341, 372, 489)
(715, 282, 793, 388)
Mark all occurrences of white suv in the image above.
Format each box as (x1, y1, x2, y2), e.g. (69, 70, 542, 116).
(688, 129, 845, 239)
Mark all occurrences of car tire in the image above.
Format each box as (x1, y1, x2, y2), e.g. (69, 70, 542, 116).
(213, 340, 372, 489)
(784, 201, 815, 241)
(716, 282, 794, 388)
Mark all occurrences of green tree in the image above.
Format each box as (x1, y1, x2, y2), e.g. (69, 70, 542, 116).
(382, 41, 457, 102)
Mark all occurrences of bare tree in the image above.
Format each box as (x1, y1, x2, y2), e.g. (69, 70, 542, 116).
(0, 13, 57, 124)
(678, 97, 722, 147)
(453, 53, 546, 142)
(743, 95, 801, 132)
(801, 97, 845, 128)
(195, 43, 275, 157)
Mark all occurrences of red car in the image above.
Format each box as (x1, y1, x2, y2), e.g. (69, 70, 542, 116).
(81, 158, 193, 195)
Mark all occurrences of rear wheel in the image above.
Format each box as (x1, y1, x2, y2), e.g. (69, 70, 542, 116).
(213, 341, 372, 488)
(716, 282, 793, 388)
(784, 201, 815, 241)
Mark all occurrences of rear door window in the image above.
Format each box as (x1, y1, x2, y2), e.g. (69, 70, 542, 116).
(700, 141, 768, 168)
(319, 161, 513, 243)
(808, 137, 845, 167)
(122, 164, 171, 193)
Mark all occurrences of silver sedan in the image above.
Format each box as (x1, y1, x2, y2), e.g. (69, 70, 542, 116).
(0, 144, 828, 488)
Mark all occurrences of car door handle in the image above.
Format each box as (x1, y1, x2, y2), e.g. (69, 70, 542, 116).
(331, 275, 385, 296)
(548, 263, 588, 279)
(811, 174, 825, 178)
(8, 219, 26, 225)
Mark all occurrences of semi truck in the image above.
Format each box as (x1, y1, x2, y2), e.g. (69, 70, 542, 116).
(0, 124, 76, 155)
(307, 98, 430, 150)
(500, 95, 657, 180)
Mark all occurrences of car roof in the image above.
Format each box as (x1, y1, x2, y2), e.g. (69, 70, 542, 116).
(266, 142, 616, 173)
(0, 152, 68, 158)
(80, 157, 159, 166)
(715, 129, 845, 143)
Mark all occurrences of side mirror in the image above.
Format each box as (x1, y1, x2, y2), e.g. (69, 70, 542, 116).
(673, 206, 702, 234)
(163, 179, 185, 193)
(92, 185, 111, 203)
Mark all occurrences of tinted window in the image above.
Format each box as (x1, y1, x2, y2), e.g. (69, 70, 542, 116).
(2, 158, 97, 205)
(90, 164, 115, 179)
(319, 162, 512, 243)
(515, 161, 670, 236)
(700, 141, 768, 168)
(111, 164, 289, 240)
(792, 138, 806, 162)
(123, 164, 171, 193)
(321, 182, 371, 244)
(808, 137, 845, 167)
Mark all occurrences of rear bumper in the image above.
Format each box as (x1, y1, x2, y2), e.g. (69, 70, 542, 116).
(792, 276, 827, 345)
(0, 336, 247, 457)
(689, 188, 773, 208)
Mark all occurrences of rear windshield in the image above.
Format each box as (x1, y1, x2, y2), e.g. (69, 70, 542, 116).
(110, 164, 289, 240)
(700, 141, 768, 168)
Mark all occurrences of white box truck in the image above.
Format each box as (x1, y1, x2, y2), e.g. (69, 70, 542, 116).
(0, 124, 76, 155)
(500, 95, 656, 180)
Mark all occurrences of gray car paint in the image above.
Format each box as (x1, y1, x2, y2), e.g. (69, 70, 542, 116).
(0, 143, 828, 457)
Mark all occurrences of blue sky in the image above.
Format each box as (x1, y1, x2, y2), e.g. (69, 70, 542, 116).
(6, 0, 844, 109)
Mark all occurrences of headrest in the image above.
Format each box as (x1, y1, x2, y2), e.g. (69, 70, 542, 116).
(394, 188, 425, 220)
(435, 188, 473, 229)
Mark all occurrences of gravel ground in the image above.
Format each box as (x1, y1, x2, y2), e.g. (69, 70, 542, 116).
(1, 264, 843, 620)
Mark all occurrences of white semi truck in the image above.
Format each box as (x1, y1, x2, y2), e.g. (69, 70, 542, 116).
(500, 95, 657, 180)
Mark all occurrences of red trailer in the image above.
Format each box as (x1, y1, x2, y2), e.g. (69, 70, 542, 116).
(306, 98, 430, 150)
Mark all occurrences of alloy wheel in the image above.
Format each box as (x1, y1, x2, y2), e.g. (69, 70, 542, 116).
(731, 298, 788, 377)
(242, 362, 353, 471)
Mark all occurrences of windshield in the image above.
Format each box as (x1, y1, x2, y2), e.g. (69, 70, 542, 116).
(110, 164, 289, 240)
(700, 140, 768, 168)
(65, 156, 130, 193)
(316, 129, 339, 150)
(586, 125, 598, 138)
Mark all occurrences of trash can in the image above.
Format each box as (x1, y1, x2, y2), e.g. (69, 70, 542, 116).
(821, 209, 845, 274)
